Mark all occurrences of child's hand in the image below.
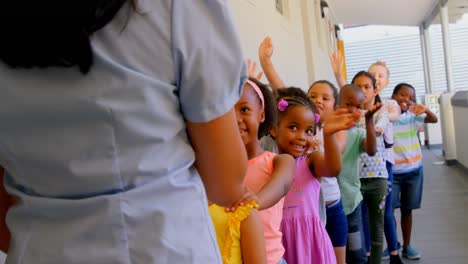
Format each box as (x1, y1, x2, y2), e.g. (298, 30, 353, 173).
(330, 50, 344, 76)
(247, 59, 263, 80)
(306, 135, 323, 154)
(365, 102, 382, 119)
(375, 127, 384, 136)
(258, 36, 274, 61)
(225, 188, 258, 213)
(323, 109, 361, 135)
(409, 103, 427, 115)
(310, 135, 322, 151)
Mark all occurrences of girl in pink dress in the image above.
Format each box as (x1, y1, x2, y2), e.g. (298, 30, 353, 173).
(270, 89, 360, 264)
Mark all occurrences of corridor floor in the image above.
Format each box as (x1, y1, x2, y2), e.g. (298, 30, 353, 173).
(389, 147, 468, 264)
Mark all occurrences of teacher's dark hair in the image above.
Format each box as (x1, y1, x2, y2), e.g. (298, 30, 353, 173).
(0, 0, 133, 74)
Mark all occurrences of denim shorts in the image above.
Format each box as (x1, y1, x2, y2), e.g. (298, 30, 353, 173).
(392, 166, 423, 210)
(325, 199, 348, 247)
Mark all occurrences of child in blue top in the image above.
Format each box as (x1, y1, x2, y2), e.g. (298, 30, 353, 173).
(391, 83, 438, 260)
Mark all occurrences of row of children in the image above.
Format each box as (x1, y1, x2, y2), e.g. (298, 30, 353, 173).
(208, 37, 438, 264)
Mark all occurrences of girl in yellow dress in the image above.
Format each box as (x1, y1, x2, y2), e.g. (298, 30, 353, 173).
(209, 201, 266, 264)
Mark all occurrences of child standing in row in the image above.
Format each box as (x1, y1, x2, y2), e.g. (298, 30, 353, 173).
(308, 81, 349, 264)
(331, 53, 403, 263)
(352, 71, 389, 264)
(336, 85, 380, 264)
(391, 83, 438, 260)
(233, 78, 296, 264)
(209, 78, 275, 264)
(368, 61, 402, 264)
(272, 88, 360, 264)
(256, 36, 354, 264)
(209, 200, 266, 264)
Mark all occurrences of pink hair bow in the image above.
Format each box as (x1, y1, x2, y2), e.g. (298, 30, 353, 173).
(278, 99, 288, 111)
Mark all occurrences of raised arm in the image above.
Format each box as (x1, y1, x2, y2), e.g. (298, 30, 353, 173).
(362, 104, 381, 156)
(258, 37, 286, 90)
(385, 100, 401, 122)
(374, 110, 390, 136)
(247, 59, 264, 81)
(411, 103, 438, 123)
(331, 50, 347, 89)
(256, 154, 295, 210)
(423, 109, 438, 123)
(310, 109, 360, 177)
(187, 109, 247, 207)
(335, 130, 348, 153)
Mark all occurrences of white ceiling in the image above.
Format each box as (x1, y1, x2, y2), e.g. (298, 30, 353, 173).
(432, 0, 468, 23)
(328, 0, 468, 26)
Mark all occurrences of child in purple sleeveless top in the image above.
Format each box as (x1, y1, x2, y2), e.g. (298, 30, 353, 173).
(270, 89, 360, 264)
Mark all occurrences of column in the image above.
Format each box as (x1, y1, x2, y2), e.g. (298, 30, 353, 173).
(419, 23, 434, 94)
(440, 0, 455, 92)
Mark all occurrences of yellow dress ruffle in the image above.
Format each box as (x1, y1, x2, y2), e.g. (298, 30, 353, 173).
(209, 201, 259, 264)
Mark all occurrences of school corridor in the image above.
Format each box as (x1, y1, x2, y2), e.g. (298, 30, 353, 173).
(391, 147, 468, 264)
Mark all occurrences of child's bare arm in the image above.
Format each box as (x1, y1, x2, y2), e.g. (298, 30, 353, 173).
(362, 104, 381, 156)
(386, 100, 401, 122)
(330, 50, 347, 89)
(336, 130, 348, 153)
(411, 103, 438, 123)
(363, 119, 377, 156)
(310, 109, 359, 177)
(258, 37, 286, 90)
(240, 209, 267, 264)
(424, 109, 438, 123)
(187, 109, 248, 207)
(247, 59, 264, 80)
(256, 154, 295, 210)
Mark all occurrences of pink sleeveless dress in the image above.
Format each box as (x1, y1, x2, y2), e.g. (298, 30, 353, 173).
(245, 151, 285, 264)
(281, 156, 336, 264)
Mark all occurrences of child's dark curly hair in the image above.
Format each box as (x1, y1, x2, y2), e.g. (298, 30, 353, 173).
(392, 83, 416, 102)
(246, 77, 277, 139)
(274, 87, 320, 135)
(274, 87, 309, 101)
(338, 84, 364, 106)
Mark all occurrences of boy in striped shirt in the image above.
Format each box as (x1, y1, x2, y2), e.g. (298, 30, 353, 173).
(391, 83, 438, 260)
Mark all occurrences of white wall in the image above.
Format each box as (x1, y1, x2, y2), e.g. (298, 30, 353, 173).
(228, 0, 337, 90)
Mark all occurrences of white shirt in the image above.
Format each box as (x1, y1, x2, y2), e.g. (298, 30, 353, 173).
(316, 128, 341, 202)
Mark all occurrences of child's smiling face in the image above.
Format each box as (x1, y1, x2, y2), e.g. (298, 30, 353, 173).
(392, 85, 416, 112)
(234, 84, 264, 145)
(271, 105, 316, 158)
(308, 83, 336, 122)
